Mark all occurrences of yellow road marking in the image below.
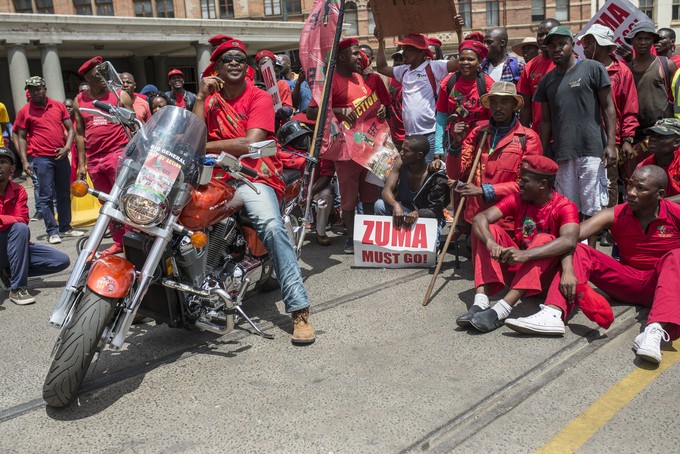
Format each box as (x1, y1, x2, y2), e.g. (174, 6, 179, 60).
(536, 343, 680, 454)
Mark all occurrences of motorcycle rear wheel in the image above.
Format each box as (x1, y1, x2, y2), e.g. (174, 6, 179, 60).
(43, 290, 116, 408)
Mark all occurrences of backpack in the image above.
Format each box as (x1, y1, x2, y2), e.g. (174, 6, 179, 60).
(441, 71, 488, 154)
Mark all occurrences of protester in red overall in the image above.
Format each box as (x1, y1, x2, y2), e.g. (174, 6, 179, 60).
(194, 38, 314, 345)
(74, 55, 132, 255)
(506, 165, 680, 365)
(636, 119, 680, 198)
(459, 155, 579, 332)
(517, 18, 559, 134)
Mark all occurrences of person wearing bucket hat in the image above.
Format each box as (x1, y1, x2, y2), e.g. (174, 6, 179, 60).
(511, 37, 539, 63)
(535, 24, 617, 234)
(194, 36, 315, 345)
(446, 81, 542, 245)
(581, 23, 639, 231)
(462, 155, 579, 333)
(14, 75, 84, 244)
(508, 164, 680, 365)
(636, 118, 680, 197)
(374, 15, 464, 160)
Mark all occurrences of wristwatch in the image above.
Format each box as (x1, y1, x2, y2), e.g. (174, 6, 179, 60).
(623, 137, 634, 144)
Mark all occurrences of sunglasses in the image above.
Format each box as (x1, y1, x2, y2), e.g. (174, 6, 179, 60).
(220, 55, 247, 64)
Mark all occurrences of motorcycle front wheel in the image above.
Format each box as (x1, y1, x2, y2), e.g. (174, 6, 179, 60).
(43, 289, 116, 408)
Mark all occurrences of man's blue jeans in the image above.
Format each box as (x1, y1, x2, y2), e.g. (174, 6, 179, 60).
(32, 156, 72, 236)
(236, 183, 309, 313)
(27, 155, 43, 215)
(0, 223, 70, 290)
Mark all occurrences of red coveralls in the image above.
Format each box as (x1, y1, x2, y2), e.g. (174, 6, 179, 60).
(546, 200, 680, 340)
(475, 191, 579, 296)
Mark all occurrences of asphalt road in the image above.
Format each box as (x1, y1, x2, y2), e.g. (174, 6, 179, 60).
(1, 181, 678, 453)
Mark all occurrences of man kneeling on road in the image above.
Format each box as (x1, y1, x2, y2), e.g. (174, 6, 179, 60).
(459, 155, 579, 332)
(506, 165, 680, 365)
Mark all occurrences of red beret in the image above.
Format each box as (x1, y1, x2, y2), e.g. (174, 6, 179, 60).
(576, 283, 614, 329)
(338, 38, 359, 51)
(168, 68, 184, 79)
(210, 39, 248, 62)
(78, 56, 103, 77)
(521, 155, 559, 176)
(465, 31, 485, 43)
(208, 34, 233, 47)
(255, 50, 276, 63)
(427, 37, 442, 47)
(458, 40, 489, 61)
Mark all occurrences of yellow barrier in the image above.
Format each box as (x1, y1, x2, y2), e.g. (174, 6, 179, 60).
(70, 174, 102, 227)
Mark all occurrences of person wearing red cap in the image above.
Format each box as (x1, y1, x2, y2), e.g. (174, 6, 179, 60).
(193, 38, 315, 345)
(74, 56, 133, 255)
(306, 37, 385, 255)
(459, 155, 579, 332)
(165, 69, 196, 111)
(255, 50, 293, 130)
(507, 165, 680, 365)
(375, 16, 464, 161)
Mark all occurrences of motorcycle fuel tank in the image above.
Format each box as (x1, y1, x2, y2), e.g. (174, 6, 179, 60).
(179, 179, 243, 231)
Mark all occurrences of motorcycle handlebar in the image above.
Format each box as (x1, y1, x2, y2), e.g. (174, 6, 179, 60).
(93, 100, 114, 113)
(239, 166, 259, 179)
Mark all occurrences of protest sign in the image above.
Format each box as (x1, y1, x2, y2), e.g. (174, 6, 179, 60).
(574, 0, 650, 58)
(353, 215, 438, 268)
(369, 0, 457, 37)
(260, 59, 283, 111)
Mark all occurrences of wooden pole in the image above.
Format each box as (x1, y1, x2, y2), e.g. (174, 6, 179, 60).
(422, 129, 489, 306)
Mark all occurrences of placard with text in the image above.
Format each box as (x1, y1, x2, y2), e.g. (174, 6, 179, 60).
(370, 0, 457, 37)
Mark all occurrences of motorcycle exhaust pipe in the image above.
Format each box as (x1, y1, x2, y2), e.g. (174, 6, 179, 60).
(161, 280, 235, 310)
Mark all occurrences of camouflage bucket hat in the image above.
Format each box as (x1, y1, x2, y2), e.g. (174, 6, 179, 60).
(645, 118, 680, 136)
(24, 76, 46, 89)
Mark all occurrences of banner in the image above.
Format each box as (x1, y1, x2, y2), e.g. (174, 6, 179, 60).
(574, 0, 650, 58)
(353, 215, 438, 268)
(369, 0, 457, 37)
(260, 59, 283, 111)
(299, 0, 398, 181)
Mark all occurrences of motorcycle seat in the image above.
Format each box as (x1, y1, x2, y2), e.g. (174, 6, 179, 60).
(282, 168, 301, 187)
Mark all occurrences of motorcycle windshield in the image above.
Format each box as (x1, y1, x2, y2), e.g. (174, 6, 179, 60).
(118, 106, 207, 208)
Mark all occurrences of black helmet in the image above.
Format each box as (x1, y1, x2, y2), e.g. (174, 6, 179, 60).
(277, 120, 313, 148)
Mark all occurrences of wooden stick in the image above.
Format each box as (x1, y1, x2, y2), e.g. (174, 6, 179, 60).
(422, 129, 489, 306)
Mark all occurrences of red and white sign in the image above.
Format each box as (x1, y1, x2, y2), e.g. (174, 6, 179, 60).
(260, 59, 283, 111)
(574, 0, 649, 57)
(353, 215, 438, 268)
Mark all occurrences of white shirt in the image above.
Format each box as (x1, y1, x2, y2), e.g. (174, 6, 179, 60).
(393, 59, 449, 135)
(486, 62, 504, 82)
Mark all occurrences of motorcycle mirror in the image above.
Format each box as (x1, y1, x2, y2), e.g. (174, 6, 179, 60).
(246, 140, 277, 159)
(96, 61, 123, 103)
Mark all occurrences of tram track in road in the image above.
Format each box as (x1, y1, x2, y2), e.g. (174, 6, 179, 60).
(0, 267, 432, 424)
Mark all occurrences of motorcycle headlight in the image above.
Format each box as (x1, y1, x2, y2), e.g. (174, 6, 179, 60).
(121, 188, 167, 226)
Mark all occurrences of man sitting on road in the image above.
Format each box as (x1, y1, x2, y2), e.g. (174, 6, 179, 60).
(0, 148, 70, 305)
(506, 165, 680, 365)
(459, 155, 580, 332)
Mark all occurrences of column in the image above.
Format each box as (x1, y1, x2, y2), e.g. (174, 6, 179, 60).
(39, 43, 66, 102)
(132, 57, 147, 88)
(192, 42, 212, 77)
(6, 43, 31, 113)
(152, 56, 167, 91)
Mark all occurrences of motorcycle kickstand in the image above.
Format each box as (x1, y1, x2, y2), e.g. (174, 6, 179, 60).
(234, 306, 274, 339)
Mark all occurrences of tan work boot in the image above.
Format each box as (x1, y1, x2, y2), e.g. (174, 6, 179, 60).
(291, 308, 315, 344)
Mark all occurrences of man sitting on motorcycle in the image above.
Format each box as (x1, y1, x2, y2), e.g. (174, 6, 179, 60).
(193, 38, 315, 345)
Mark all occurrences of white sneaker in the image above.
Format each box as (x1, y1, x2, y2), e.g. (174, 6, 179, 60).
(634, 323, 670, 364)
(48, 234, 62, 244)
(61, 229, 84, 237)
(505, 304, 566, 336)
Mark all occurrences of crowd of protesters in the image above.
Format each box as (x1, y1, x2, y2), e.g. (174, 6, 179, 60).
(2, 17, 680, 357)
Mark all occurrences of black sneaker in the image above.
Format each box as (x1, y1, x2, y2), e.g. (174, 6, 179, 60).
(470, 308, 504, 333)
(343, 238, 354, 254)
(9, 288, 36, 305)
(456, 305, 484, 328)
(30, 212, 43, 222)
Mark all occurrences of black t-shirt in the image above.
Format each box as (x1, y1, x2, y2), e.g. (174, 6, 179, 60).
(534, 59, 611, 161)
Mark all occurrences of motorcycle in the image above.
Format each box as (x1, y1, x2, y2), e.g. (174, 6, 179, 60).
(43, 63, 311, 408)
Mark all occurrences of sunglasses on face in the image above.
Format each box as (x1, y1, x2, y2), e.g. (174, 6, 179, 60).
(221, 55, 247, 64)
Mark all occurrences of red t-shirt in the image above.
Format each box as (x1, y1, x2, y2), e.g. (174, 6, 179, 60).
(0, 180, 29, 231)
(389, 78, 405, 142)
(637, 153, 680, 197)
(671, 54, 680, 68)
(14, 98, 69, 157)
(517, 54, 555, 134)
(277, 80, 293, 109)
(204, 84, 285, 198)
(310, 72, 371, 109)
(495, 191, 579, 249)
(174, 93, 186, 108)
(132, 96, 152, 123)
(611, 200, 680, 270)
(76, 90, 130, 160)
(364, 73, 392, 107)
(436, 72, 494, 133)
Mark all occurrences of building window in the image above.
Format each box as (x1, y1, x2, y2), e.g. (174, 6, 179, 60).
(95, 0, 114, 15)
(555, 0, 569, 21)
(459, 0, 472, 28)
(201, 0, 217, 18)
(219, 0, 234, 18)
(13, 0, 33, 13)
(486, 0, 499, 26)
(264, 0, 281, 16)
(367, 3, 375, 33)
(36, 0, 55, 13)
(531, 0, 545, 21)
(345, 1, 358, 35)
(639, 0, 653, 19)
(283, 0, 301, 14)
(133, 0, 153, 16)
(156, 0, 174, 17)
(73, 0, 93, 15)
(674, 0, 680, 20)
